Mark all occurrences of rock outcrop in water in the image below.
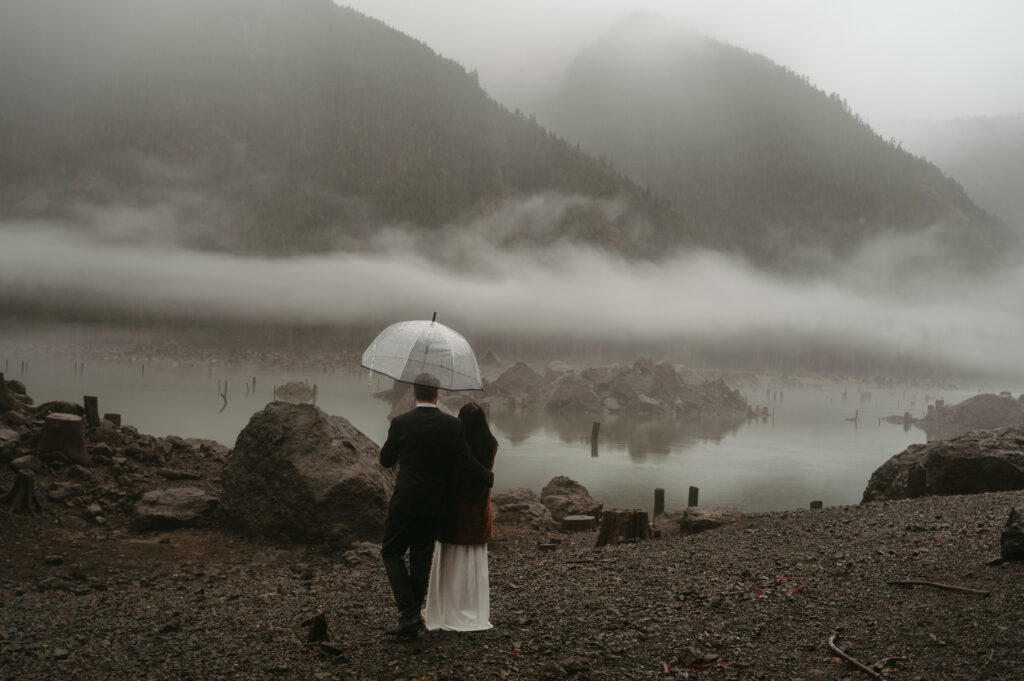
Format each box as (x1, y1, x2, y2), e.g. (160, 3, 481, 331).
(862, 425, 1024, 502)
(435, 357, 750, 418)
(915, 392, 1024, 440)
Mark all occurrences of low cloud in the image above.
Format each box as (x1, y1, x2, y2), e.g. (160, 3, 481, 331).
(2, 193, 1023, 381)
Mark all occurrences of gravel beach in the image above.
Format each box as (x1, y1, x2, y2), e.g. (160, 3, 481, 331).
(2, 488, 1021, 681)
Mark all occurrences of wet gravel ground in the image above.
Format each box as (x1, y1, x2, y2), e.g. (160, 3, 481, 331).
(2, 490, 1022, 681)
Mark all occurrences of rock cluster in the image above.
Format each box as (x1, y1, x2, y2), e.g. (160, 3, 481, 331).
(482, 357, 749, 417)
(0, 377, 226, 530)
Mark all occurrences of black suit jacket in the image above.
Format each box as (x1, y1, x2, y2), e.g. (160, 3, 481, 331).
(380, 405, 494, 517)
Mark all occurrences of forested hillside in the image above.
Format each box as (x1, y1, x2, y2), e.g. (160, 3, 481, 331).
(533, 14, 1008, 268)
(0, 0, 672, 256)
(892, 114, 1024, 229)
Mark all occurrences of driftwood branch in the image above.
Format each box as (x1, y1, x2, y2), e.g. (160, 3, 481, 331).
(827, 632, 881, 679)
(887, 580, 989, 597)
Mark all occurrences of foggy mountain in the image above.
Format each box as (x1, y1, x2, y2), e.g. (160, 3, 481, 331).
(531, 14, 1009, 270)
(0, 0, 675, 258)
(3, 1, 1024, 381)
(891, 113, 1024, 229)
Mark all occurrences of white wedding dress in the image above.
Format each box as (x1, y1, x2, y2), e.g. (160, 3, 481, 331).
(424, 541, 492, 631)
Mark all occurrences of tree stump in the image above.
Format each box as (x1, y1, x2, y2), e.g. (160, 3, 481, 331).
(37, 413, 90, 466)
(3, 469, 43, 514)
(595, 509, 651, 547)
(561, 514, 597, 532)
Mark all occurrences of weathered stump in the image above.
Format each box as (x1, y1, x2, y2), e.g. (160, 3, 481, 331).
(595, 509, 650, 547)
(37, 413, 90, 466)
(561, 514, 597, 532)
(3, 469, 43, 514)
(0, 372, 18, 413)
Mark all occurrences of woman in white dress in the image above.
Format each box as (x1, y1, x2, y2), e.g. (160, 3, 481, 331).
(424, 402, 498, 631)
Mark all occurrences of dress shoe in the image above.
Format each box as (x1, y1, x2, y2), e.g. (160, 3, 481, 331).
(386, 616, 424, 637)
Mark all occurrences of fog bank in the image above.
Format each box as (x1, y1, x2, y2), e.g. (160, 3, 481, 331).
(2, 194, 1022, 381)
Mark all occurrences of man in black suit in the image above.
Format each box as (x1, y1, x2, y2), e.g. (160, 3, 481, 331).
(379, 372, 494, 637)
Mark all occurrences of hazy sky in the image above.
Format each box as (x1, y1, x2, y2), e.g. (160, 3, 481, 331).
(339, 0, 1024, 132)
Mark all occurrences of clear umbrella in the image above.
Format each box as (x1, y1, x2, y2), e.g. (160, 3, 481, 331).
(362, 314, 483, 391)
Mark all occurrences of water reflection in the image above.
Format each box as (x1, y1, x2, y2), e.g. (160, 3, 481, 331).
(486, 407, 746, 460)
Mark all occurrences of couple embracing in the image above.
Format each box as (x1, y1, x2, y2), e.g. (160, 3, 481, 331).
(379, 372, 498, 637)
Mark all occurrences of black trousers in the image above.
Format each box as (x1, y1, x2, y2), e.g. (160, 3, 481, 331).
(380, 510, 444, 621)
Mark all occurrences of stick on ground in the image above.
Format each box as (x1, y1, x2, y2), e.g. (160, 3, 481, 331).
(887, 580, 989, 597)
(827, 632, 881, 679)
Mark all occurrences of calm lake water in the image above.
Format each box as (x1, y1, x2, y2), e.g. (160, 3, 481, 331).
(3, 349, 981, 513)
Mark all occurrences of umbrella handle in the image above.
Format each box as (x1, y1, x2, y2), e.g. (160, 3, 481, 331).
(368, 347, 375, 386)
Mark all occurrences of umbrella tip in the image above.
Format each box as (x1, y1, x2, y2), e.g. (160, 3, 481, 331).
(432, 311, 437, 323)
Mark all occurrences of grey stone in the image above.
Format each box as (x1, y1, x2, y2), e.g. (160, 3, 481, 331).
(132, 487, 220, 531)
(492, 487, 557, 530)
(540, 475, 603, 521)
(679, 506, 742, 535)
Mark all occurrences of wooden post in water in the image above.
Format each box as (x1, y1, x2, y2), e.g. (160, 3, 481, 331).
(590, 421, 600, 457)
(83, 396, 99, 426)
(810, 500, 823, 509)
(654, 488, 665, 518)
(687, 486, 699, 507)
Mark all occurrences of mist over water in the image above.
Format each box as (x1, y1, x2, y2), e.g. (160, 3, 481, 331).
(2, 191, 1023, 382)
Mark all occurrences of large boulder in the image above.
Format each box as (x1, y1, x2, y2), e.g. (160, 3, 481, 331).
(540, 476, 603, 521)
(222, 402, 393, 548)
(1002, 506, 1024, 562)
(132, 487, 220, 531)
(491, 487, 557, 530)
(862, 425, 1024, 503)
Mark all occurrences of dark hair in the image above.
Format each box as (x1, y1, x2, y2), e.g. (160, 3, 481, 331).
(412, 382, 439, 402)
(458, 401, 497, 461)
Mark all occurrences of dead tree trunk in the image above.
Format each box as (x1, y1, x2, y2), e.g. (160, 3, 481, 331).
(3, 469, 43, 514)
(0, 372, 17, 413)
(37, 413, 90, 466)
(595, 509, 651, 547)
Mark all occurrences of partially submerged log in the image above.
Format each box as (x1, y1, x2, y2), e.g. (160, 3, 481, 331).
(3, 469, 43, 514)
(595, 509, 651, 547)
(37, 413, 90, 466)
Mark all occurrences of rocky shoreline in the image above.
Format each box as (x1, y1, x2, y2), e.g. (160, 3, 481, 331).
(3, 374, 1023, 680)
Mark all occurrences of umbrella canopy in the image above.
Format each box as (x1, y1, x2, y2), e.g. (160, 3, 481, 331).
(361, 318, 483, 391)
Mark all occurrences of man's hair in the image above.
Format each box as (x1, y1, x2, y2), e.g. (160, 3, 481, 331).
(412, 372, 440, 402)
